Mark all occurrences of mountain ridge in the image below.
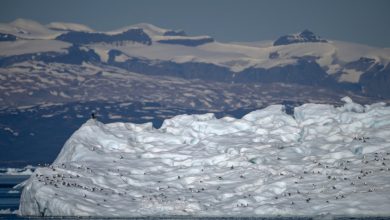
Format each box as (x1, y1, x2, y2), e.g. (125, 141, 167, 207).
(0, 18, 390, 99)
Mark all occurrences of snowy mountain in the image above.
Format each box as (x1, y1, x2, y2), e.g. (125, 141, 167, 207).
(19, 98, 390, 217)
(0, 19, 389, 100)
(109, 22, 215, 46)
(273, 29, 328, 46)
(0, 19, 59, 39)
(47, 22, 94, 32)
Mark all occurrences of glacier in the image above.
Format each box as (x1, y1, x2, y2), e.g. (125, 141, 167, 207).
(19, 97, 390, 217)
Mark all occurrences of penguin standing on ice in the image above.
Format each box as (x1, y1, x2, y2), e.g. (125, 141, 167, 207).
(91, 112, 96, 120)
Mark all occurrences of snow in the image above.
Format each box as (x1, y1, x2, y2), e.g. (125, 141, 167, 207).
(108, 23, 168, 36)
(332, 40, 390, 64)
(229, 40, 275, 48)
(89, 41, 254, 71)
(112, 54, 128, 63)
(92, 48, 109, 63)
(338, 69, 364, 83)
(47, 22, 94, 32)
(20, 97, 390, 217)
(1, 19, 390, 76)
(0, 209, 19, 215)
(0, 18, 60, 39)
(86, 38, 390, 73)
(154, 35, 213, 41)
(0, 166, 35, 175)
(0, 40, 70, 56)
(108, 23, 213, 44)
(107, 23, 214, 46)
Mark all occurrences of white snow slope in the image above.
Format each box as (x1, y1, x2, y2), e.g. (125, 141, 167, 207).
(2, 19, 390, 82)
(20, 97, 390, 217)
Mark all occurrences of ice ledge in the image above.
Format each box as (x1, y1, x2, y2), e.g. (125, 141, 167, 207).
(20, 97, 390, 217)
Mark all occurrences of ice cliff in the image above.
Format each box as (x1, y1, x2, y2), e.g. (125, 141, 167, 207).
(20, 97, 390, 217)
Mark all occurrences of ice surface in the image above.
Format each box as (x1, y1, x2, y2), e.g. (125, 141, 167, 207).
(0, 166, 35, 176)
(0, 40, 70, 56)
(47, 22, 94, 32)
(20, 97, 390, 217)
(0, 18, 59, 39)
(0, 209, 18, 215)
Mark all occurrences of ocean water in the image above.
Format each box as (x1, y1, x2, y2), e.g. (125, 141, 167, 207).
(0, 175, 28, 219)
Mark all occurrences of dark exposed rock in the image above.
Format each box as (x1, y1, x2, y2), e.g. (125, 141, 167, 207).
(269, 51, 279, 59)
(360, 63, 390, 98)
(274, 30, 327, 46)
(0, 33, 17, 41)
(345, 57, 377, 71)
(163, 30, 187, 36)
(0, 45, 100, 66)
(157, 37, 214, 47)
(56, 29, 152, 45)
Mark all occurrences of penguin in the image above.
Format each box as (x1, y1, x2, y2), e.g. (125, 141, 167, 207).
(91, 112, 96, 119)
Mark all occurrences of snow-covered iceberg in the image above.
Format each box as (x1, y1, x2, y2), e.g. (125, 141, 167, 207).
(20, 98, 390, 217)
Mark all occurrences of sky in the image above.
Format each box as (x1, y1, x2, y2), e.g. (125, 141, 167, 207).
(0, 0, 390, 47)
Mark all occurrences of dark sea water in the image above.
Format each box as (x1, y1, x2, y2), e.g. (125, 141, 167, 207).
(0, 175, 28, 219)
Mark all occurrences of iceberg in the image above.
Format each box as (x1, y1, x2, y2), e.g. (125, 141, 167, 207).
(0, 166, 36, 176)
(19, 97, 390, 217)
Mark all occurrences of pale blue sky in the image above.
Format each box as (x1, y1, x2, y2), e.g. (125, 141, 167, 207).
(1, 0, 389, 47)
